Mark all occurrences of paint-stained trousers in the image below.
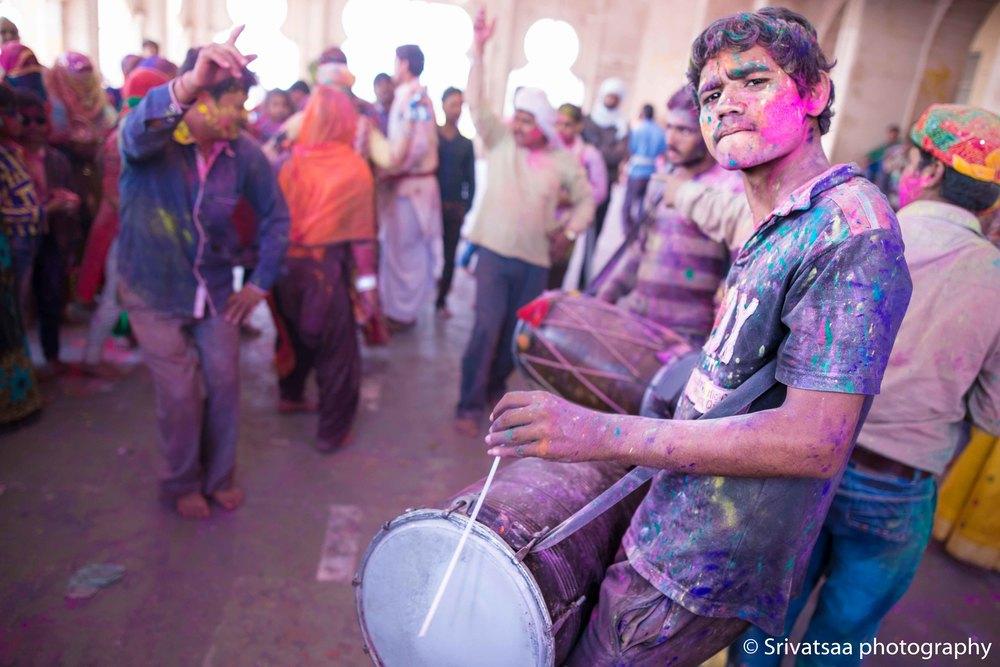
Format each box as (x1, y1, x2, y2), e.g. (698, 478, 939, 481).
(567, 551, 749, 666)
(457, 247, 547, 415)
(273, 245, 360, 449)
(120, 282, 240, 500)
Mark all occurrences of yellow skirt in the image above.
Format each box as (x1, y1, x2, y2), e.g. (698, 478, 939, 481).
(933, 426, 1000, 571)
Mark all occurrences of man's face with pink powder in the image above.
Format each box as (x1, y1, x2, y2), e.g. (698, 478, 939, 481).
(696, 45, 827, 170)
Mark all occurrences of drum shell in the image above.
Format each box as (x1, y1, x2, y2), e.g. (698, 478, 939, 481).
(514, 293, 691, 415)
(446, 458, 645, 664)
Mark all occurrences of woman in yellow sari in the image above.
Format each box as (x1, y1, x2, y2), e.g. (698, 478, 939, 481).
(934, 426, 1000, 571)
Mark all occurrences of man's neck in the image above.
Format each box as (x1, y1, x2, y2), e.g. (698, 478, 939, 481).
(440, 122, 459, 138)
(741, 130, 831, 224)
(196, 138, 221, 157)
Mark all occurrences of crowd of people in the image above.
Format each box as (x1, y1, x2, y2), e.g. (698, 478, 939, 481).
(1, 5, 999, 664)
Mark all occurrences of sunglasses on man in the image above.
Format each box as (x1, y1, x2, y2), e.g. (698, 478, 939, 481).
(19, 114, 47, 126)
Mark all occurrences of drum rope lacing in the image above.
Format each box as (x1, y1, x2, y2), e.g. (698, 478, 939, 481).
(519, 301, 682, 414)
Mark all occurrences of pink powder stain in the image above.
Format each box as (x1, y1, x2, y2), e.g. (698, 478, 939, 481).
(896, 171, 926, 208)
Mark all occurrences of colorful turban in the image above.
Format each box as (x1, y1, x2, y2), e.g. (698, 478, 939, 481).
(910, 104, 1000, 185)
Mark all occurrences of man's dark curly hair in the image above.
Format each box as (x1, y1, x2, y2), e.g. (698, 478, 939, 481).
(687, 7, 836, 135)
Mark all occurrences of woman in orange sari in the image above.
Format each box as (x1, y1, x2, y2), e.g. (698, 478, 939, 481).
(275, 61, 381, 452)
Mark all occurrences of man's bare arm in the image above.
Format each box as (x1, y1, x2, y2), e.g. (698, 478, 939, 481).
(486, 387, 865, 479)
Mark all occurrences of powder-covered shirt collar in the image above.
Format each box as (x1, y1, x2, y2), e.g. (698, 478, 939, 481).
(899, 199, 984, 237)
(759, 163, 861, 229)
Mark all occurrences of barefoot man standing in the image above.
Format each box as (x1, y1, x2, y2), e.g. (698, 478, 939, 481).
(116, 28, 289, 519)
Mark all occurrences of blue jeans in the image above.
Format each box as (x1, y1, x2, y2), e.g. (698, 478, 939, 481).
(457, 247, 547, 414)
(731, 463, 936, 666)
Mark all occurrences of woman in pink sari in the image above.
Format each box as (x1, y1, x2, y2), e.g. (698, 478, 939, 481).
(45, 52, 115, 234)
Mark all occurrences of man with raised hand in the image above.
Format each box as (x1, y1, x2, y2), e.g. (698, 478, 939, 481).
(454, 8, 593, 437)
(117, 28, 289, 519)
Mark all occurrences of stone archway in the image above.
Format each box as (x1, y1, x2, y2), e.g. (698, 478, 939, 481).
(904, 0, 998, 123)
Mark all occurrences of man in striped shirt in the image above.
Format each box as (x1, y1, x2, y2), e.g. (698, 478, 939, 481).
(597, 86, 741, 345)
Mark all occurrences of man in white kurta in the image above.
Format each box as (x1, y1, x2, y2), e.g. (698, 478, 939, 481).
(377, 44, 442, 329)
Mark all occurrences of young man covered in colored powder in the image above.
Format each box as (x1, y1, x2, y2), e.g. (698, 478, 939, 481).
(435, 86, 476, 318)
(116, 28, 289, 519)
(376, 44, 442, 332)
(597, 86, 741, 346)
(486, 8, 912, 664)
(454, 9, 594, 437)
(732, 104, 1000, 666)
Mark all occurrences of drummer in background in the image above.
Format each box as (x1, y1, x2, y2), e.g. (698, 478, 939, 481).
(487, 7, 912, 664)
(595, 85, 741, 346)
(453, 9, 594, 437)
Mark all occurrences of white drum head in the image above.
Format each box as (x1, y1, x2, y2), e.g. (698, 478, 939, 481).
(356, 510, 553, 666)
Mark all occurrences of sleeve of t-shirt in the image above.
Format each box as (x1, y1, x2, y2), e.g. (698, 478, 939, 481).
(776, 228, 912, 395)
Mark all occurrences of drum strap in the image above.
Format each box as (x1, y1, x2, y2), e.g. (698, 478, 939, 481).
(584, 193, 663, 297)
(529, 358, 779, 554)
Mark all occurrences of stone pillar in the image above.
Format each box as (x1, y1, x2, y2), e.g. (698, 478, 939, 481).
(61, 0, 99, 60)
(824, 0, 942, 163)
(966, 2, 1000, 111)
(825, 0, 997, 164)
(905, 0, 998, 123)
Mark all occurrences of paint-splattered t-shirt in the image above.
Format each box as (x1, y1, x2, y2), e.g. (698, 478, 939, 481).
(623, 164, 912, 635)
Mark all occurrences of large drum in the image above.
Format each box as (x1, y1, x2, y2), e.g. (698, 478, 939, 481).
(355, 458, 645, 666)
(513, 292, 693, 414)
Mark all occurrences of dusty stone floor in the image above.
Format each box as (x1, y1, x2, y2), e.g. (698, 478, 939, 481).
(1, 273, 997, 666)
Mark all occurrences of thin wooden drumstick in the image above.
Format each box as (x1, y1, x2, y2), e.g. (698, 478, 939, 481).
(418, 455, 502, 638)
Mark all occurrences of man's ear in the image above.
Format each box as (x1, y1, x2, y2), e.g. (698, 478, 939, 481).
(804, 71, 832, 119)
(923, 159, 945, 189)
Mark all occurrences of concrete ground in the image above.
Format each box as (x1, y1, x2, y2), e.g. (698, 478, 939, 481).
(1, 273, 997, 666)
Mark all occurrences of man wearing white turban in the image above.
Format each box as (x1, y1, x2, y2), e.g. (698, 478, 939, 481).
(454, 8, 595, 436)
(512, 86, 560, 146)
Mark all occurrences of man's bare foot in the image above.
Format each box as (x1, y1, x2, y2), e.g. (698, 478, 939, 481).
(211, 486, 245, 511)
(278, 398, 318, 414)
(453, 416, 480, 437)
(176, 492, 210, 519)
